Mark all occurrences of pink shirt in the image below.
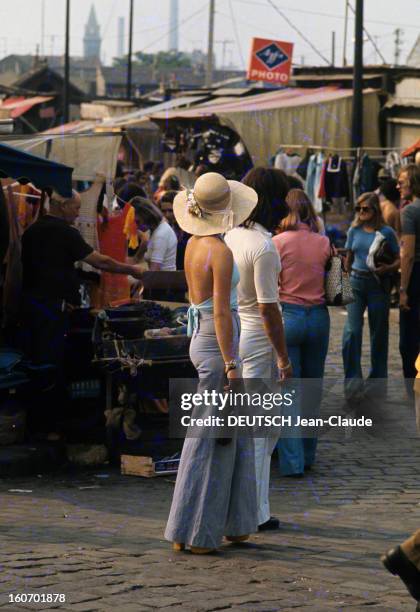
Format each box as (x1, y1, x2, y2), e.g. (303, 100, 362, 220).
(273, 224, 331, 306)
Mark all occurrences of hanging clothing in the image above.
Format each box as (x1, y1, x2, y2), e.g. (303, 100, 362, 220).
(75, 180, 103, 273)
(0, 186, 9, 285)
(355, 154, 381, 195)
(2, 188, 22, 328)
(274, 151, 302, 176)
(385, 151, 401, 179)
(96, 203, 131, 307)
(323, 155, 349, 201)
(306, 153, 325, 213)
(296, 149, 313, 181)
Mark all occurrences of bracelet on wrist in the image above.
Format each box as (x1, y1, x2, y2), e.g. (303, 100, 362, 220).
(224, 359, 239, 373)
(278, 359, 291, 371)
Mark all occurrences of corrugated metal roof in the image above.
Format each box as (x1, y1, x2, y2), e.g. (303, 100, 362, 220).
(0, 95, 54, 118)
(211, 87, 255, 96)
(293, 73, 383, 81)
(101, 95, 208, 127)
(149, 87, 356, 120)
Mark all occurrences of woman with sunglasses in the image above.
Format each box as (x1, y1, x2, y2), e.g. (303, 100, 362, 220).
(342, 192, 400, 400)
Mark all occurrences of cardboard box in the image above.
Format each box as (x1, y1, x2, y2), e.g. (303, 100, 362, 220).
(121, 454, 179, 478)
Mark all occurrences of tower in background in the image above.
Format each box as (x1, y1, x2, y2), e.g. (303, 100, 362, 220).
(118, 16, 125, 58)
(84, 4, 101, 61)
(169, 0, 179, 51)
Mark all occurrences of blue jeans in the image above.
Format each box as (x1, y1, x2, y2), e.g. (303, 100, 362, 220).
(400, 262, 420, 383)
(276, 303, 330, 476)
(342, 274, 390, 391)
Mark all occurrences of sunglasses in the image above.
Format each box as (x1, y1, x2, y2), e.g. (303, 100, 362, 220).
(355, 206, 373, 213)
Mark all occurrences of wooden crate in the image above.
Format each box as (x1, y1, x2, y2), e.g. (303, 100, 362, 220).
(121, 454, 179, 478)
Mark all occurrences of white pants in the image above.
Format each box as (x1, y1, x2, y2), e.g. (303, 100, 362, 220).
(240, 327, 277, 525)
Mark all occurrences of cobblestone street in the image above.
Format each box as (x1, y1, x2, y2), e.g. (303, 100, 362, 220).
(0, 309, 419, 611)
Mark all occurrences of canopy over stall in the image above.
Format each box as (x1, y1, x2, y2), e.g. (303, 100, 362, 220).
(0, 142, 73, 196)
(1, 133, 121, 182)
(148, 87, 381, 165)
(402, 137, 420, 158)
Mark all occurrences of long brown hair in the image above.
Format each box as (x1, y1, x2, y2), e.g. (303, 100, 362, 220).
(352, 192, 384, 230)
(278, 189, 319, 233)
(242, 167, 289, 232)
(399, 164, 420, 198)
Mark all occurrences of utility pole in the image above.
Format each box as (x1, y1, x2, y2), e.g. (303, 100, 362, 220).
(63, 0, 70, 124)
(351, 0, 364, 149)
(127, 0, 134, 99)
(343, 0, 349, 66)
(215, 39, 234, 70)
(205, 0, 215, 88)
(394, 28, 403, 65)
(331, 31, 336, 66)
(41, 0, 45, 57)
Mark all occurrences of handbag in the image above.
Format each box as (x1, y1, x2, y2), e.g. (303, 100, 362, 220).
(366, 231, 397, 294)
(374, 238, 396, 267)
(325, 247, 354, 306)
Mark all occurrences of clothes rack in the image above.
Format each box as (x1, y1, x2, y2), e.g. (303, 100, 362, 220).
(275, 144, 406, 152)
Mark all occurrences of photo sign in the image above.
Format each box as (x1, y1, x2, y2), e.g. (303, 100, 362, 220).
(247, 37, 294, 85)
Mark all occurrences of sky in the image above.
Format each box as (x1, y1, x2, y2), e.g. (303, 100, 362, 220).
(0, 0, 419, 69)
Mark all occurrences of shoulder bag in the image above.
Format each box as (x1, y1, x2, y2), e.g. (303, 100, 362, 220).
(325, 245, 354, 306)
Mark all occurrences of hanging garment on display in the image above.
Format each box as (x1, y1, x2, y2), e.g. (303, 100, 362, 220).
(2, 188, 22, 328)
(274, 151, 302, 175)
(0, 185, 9, 287)
(75, 179, 103, 273)
(359, 154, 381, 193)
(296, 149, 313, 180)
(306, 152, 325, 213)
(96, 203, 131, 308)
(385, 151, 402, 179)
(324, 155, 349, 201)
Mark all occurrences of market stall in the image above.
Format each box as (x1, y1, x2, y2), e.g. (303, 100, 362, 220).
(147, 86, 382, 167)
(0, 141, 192, 476)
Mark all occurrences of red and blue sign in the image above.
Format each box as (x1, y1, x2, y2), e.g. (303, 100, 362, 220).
(247, 37, 294, 84)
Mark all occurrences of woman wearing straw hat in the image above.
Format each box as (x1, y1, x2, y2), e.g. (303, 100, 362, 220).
(165, 172, 259, 553)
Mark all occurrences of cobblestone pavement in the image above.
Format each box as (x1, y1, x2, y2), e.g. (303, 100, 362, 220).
(0, 309, 419, 611)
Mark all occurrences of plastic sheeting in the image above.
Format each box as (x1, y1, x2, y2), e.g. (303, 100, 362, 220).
(217, 89, 381, 165)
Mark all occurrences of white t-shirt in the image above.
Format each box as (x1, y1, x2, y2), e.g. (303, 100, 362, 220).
(145, 220, 178, 271)
(225, 223, 281, 331)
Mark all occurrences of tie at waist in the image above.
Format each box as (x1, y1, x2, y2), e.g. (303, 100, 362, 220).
(187, 304, 238, 337)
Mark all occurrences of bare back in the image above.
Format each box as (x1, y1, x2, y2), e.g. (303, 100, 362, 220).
(380, 200, 401, 236)
(184, 235, 232, 305)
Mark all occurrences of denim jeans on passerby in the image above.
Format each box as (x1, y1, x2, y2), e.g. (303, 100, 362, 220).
(276, 303, 330, 476)
(342, 273, 390, 398)
(400, 262, 420, 385)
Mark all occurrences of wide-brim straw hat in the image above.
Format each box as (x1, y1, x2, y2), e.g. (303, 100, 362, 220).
(173, 172, 258, 236)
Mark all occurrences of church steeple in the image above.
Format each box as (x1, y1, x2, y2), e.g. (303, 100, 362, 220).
(84, 4, 101, 61)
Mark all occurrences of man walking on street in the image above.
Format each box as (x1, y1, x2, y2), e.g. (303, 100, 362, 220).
(397, 164, 420, 392)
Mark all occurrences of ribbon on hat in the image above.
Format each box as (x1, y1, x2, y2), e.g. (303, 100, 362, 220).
(186, 189, 234, 231)
(186, 190, 203, 218)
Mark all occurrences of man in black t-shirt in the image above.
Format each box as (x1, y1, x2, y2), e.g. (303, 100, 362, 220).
(22, 190, 143, 368)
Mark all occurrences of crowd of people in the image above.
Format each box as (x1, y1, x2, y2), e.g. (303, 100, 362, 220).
(16, 152, 420, 587)
(161, 160, 420, 555)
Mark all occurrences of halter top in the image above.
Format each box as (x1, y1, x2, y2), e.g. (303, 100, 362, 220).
(187, 262, 240, 336)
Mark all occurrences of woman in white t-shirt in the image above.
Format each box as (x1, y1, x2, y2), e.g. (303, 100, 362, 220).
(130, 197, 177, 271)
